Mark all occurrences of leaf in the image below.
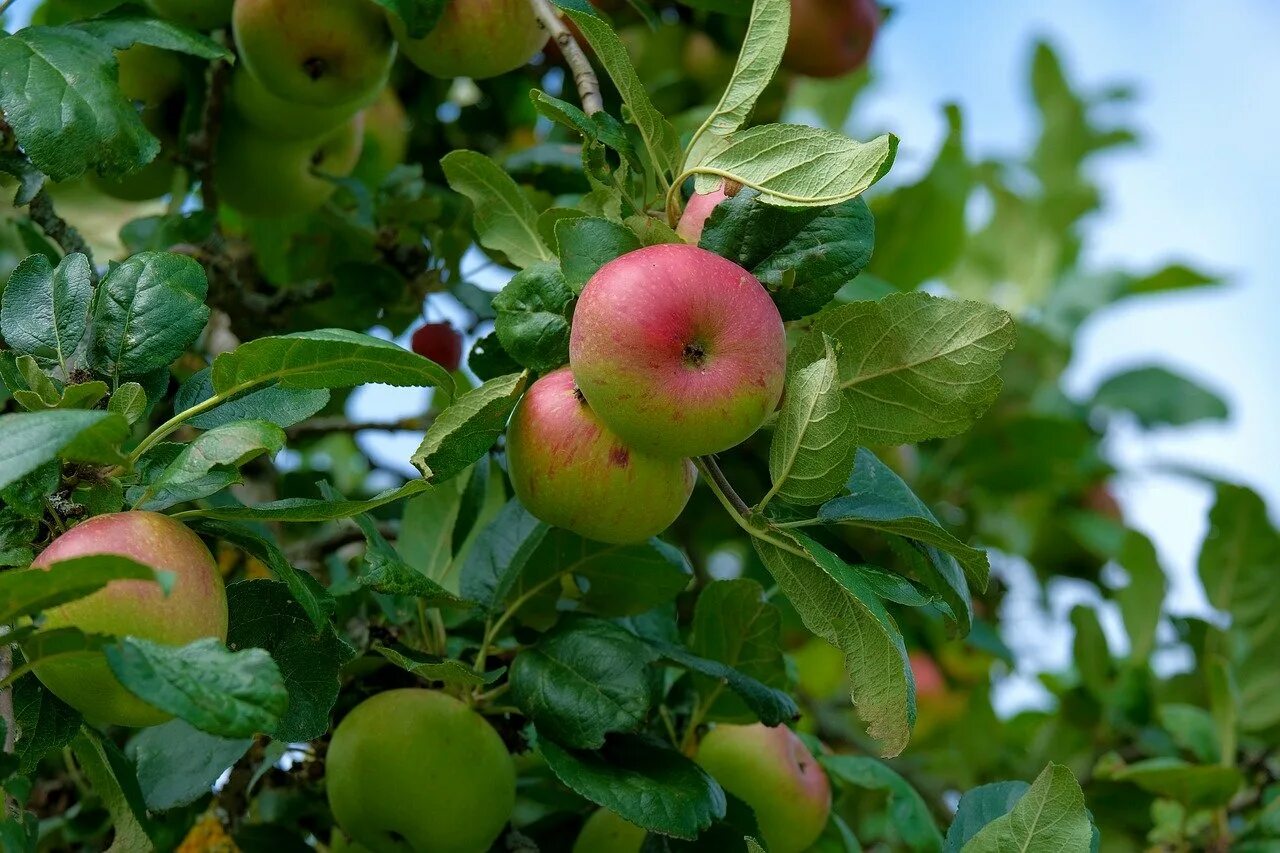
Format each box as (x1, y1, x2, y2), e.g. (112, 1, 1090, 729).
(372, 643, 489, 689)
(348, 502, 474, 608)
(107, 381, 148, 425)
(441, 150, 550, 269)
(1092, 365, 1228, 428)
(1113, 531, 1165, 663)
(649, 639, 797, 726)
(0, 554, 163, 624)
(174, 368, 329, 431)
(1071, 604, 1110, 697)
(12, 675, 82, 775)
(211, 328, 453, 398)
(821, 755, 943, 853)
(1095, 756, 1242, 811)
(105, 637, 289, 739)
(175, 479, 431, 523)
(511, 617, 658, 749)
(688, 579, 788, 724)
(795, 293, 1016, 445)
(1158, 704, 1221, 765)
(71, 729, 154, 853)
(530, 529, 692, 617)
(753, 529, 914, 756)
(132, 719, 251, 811)
(0, 26, 159, 182)
(226, 580, 356, 742)
(539, 734, 726, 841)
(491, 261, 576, 373)
(412, 371, 528, 485)
(529, 92, 641, 173)
(962, 764, 1091, 853)
(556, 217, 643, 292)
(767, 336, 858, 506)
(459, 498, 551, 611)
(0, 410, 129, 488)
(1125, 262, 1220, 296)
(0, 252, 92, 376)
(942, 781, 1029, 853)
(134, 420, 286, 511)
(0, 151, 45, 205)
(70, 14, 232, 58)
(370, 0, 446, 37)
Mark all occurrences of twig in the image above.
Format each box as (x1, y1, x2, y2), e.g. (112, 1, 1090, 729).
(26, 190, 96, 279)
(528, 0, 603, 115)
(187, 57, 231, 212)
(0, 645, 15, 754)
(697, 455, 751, 516)
(286, 415, 431, 439)
(0, 0, 19, 18)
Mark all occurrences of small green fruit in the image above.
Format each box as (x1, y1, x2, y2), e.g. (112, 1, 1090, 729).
(144, 0, 234, 29)
(573, 809, 645, 853)
(228, 66, 364, 141)
(390, 0, 547, 80)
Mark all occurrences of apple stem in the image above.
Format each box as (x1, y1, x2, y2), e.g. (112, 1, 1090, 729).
(528, 0, 603, 116)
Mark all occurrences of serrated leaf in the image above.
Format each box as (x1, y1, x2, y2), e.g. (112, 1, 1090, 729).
(108, 381, 148, 425)
(492, 261, 576, 373)
(529, 91, 642, 173)
(943, 781, 1030, 853)
(648, 639, 797, 726)
(962, 764, 1091, 853)
(348, 502, 474, 608)
(555, 217, 642, 292)
(0, 410, 129, 488)
(132, 719, 251, 811)
(821, 755, 943, 853)
(0, 554, 163, 624)
(1092, 365, 1228, 428)
(459, 498, 551, 611)
(372, 642, 490, 688)
(412, 371, 528, 485)
(133, 420, 285, 511)
(0, 252, 92, 377)
(174, 367, 329, 430)
(175, 480, 431, 523)
(71, 14, 232, 58)
(794, 293, 1016, 445)
(441, 150, 550, 269)
(531, 530, 692, 617)
(12, 675, 82, 775)
(71, 729, 154, 853)
(688, 579, 788, 724)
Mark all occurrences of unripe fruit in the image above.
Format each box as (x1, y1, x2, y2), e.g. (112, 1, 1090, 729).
(144, 0, 233, 30)
(228, 67, 363, 141)
(390, 0, 548, 80)
(115, 44, 185, 107)
(326, 689, 515, 853)
(232, 0, 396, 107)
(89, 109, 178, 201)
(783, 0, 879, 79)
(569, 244, 786, 458)
(32, 512, 228, 728)
(695, 724, 831, 853)
(354, 86, 411, 184)
(506, 367, 696, 544)
(573, 809, 645, 853)
(216, 114, 364, 218)
(410, 322, 463, 373)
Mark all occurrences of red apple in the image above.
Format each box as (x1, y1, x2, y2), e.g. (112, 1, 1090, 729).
(32, 511, 228, 728)
(410, 322, 463, 372)
(676, 185, 730, 244)
(696, 723, 831, 853)
(506, 367, 696, 544)
(389, 0, 548, 80)
(783, 0, 879, 79)
(569, 244, 786, 458)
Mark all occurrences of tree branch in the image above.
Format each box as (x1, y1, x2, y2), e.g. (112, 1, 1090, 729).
(529, 0, 603, 116)
(697, 454, 751, 517)
(286, 414, 432, 439)
(26, 190, 96, 280)
(187, 57, 231, 212)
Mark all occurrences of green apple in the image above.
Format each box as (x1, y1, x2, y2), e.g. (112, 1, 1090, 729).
(31, 511, 228, 728)
(573, 809, 645, 853)
(326, 689, 516, 853)
(569, 244, 787, 458)
(227, 66, 364, 141)
(695, 724, 831, 853)
(233, 0, 396, 107)
(115, 44, 186, 107)
(506, 367, 697, 544)
(144, 0, 233, 29)
(390, 0, 548, 80)
(353, 86, 410, 184)
(216, 113, 364, 217)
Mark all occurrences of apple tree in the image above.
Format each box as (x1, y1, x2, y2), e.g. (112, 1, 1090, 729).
(0, 0, 1274, 851)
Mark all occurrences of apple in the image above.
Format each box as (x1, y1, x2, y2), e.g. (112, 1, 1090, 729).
(389, 0, 548, 80)
(505, 367, 696, 544)
(410, 322, 463, 372)
(232, 0, 396, 107)
(144, 0, 233, 29)
(569, 244, 786, 459)
(115, 44, 185, 107)
(695, 723, 831, 853)
(676, 180, 743, 244)
(326, 689, 515, 853)
(353, 86, 411, 184)
(216, 113, 364, 218)
(573, 809, 645, 853)
(31, 511, 228, 728)
(783, 0, 879, 79)
(227, 66, 364, 141)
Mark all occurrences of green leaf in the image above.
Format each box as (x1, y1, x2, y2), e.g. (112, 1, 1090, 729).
(1158, 704, 1221, 765)
(753, 529, 914, 757)
(0, 410, 129, 489)
(1070, 604, 1110, 697)
(0, 554, 163, 624)
(688, 579, 788, 724)
(176, 479, 431, 523)
(1092, 365, 1228, 428)
(460, 498, 551, 611)
(943, 781, 1029, 853)
(699, 192, 875, 320)
(0, 252, 92, 376)
(0, 151, 45, 205)
(372, 643, 489, 689)
(1094, 756, 1242, 811)
(71, 728, 154, 853)
(511, 617, 658, 749)
(539, 734, 726, 841)
(131, 719, 251, 811)
(1125, 263, 1220, 296)
(441, 150, 550, 269)
(648, 639, 797, 726)
(492, 261, 576, 373)
(133, 420, 286, 511)
(107, 381, 148, 425)
(71, 14, 232, 58)
(767, 336, 857, 507)
(529, 92, 642, 173)
(794, 293, 1016, 445)
(1114, 531, 1165, 663)
(88, 252, 210, 382)
(0, 26, 159, 182)
(211, 328, 453, 398)
(529, 529, 692, 617)
(962, 764, 1091, 852)
(348, 502, 474, 608)
(174, 368, 330, 431)
(370, 0, 446, 39)
(226, 580, 356, 742)
(821, 755, 943, 853)
(555, 217, 642, 292)
(105, 637, 288, 739)
(412, 371, 528, 485)
(12, 675, 81, 775)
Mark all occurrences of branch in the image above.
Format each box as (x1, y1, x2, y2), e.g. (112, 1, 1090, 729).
(26, 190, 96, 279)
(529, 0, 603, 116)
(697, 454, 751, 517)
(187, 57, 231, 212)
(286, 414, 432, 439)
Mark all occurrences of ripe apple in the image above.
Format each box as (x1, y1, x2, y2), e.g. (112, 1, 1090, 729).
(573, 809, 645, 853)
(389, 0, 548, 80)
(783, 0, 879, 79)
(353, 86, 411, 184)
(569, 244, 786, 459)
(232, 0, 396, 107)
(227, 66, 364, 141)
(216, 113, 364, 218)
(410, 322, 463, 373)
(695, 724, 831, 853)
(144, 0, 233, 29)
(31, 511, 228, 728)
(506, 367, 696, 544)
(326, 689, 515, 853)
(676, 180, 747, 244)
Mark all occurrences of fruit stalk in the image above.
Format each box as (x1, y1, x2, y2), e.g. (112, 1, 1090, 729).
(527, 0, 603, 115)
